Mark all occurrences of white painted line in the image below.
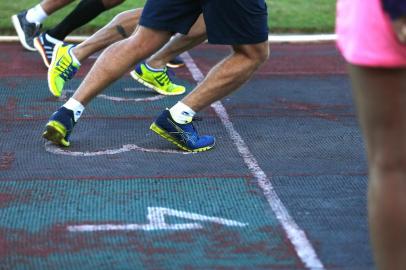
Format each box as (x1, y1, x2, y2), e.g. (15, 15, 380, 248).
(0, 36, 18, 42)
(268, 33, 336, 43)
(0, 34, 337, 44)
(96, 93, 164, 102)
(69, 223, 203, 232)
(46, 87, 176, 157)
(65, 89, 165, 102)
(181, 51, 325, 270)
(45, 142, 192, 156)
(0, 35, 89, 43)
(68, 207, 247, 232)
(68, 207, 201, 232)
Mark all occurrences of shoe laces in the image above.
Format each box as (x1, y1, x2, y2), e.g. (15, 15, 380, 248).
(56, 55, 78, 81)
(154, 68, 175, 86)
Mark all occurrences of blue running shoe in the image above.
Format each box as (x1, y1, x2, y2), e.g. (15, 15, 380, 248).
(42, 107, 76, 147)
(11, 10, 41, 51)
(34, 32, 62, 68)
(150, 109, 215, 152)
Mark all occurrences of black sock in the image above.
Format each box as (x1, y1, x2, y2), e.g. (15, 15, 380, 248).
(46, 0, 106, 40)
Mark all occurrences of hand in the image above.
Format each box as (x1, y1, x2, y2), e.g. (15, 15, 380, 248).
(392, 16, 406, 44)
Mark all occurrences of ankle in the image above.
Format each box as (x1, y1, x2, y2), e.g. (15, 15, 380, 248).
(145, 60, 166, 71)
(63, 98, 85, 122)
(169, 102, 195, 124)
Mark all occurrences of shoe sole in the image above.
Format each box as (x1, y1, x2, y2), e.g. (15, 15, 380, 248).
(11, 15, 36, 52)
(47, 43, 63, 97)
(42, 121, 70, 147)
(130, 71, 185, 96)
(33, 37, 51, 68)
(166, 63, 185, 69)
(150, 122, 214, 153)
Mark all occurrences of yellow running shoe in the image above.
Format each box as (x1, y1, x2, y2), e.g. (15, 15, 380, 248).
(48, 43, 80, 97)
(130, 62, 186, 96)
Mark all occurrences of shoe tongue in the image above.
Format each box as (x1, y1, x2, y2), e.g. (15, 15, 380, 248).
(35, 23, 42, 31)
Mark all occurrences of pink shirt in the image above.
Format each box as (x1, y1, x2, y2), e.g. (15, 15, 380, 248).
(336, 0, 406, 67)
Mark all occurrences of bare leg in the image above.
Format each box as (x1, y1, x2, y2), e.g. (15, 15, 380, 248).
(348, 65, 406, 270)
(181, 42, 269, 111)
(40, 0, 75, 15)
(72, 26, 172, 105)
(73, 11, 205, 66)
(72, 9, 142, 61)
(147, 15, 207, 69)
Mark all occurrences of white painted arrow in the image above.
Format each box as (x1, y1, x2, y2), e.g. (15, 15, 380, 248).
(67, 207, 248, 232)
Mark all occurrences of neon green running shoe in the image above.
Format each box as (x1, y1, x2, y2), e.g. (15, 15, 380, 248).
(48, 43, 80, 97)
(130, 62, 185, 96)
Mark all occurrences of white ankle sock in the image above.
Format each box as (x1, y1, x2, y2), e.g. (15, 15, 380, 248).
(145, 62, 165, 72)
(63, 98, 85, 122)
(169, 102, 195, 124)
(68, 47, 81, 66)
(26, 4, 48, 24)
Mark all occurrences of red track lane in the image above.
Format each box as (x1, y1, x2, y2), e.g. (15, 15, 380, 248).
(0, 42, 347, 78)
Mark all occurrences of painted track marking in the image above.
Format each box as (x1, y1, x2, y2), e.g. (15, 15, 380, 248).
(46, 86, 189, 156)
(45, 142, 192, 156)
(181, 51, 325, 270)
(68, 207, 247, 232)
(65, 88, 165, 102)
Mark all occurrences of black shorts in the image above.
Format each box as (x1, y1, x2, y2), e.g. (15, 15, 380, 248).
(139, 0, 268, 45)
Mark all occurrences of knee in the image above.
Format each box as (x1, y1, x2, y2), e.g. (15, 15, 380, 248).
(254, 43, 270, 65)
(112, 9, 139, 24)
(186, 30, 207, 41)
(187, 16, 207, 40)
(111, 11, 126, 25)
(234, 42, 269, 70)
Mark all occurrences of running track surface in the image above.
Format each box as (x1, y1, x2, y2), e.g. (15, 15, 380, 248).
(0, 42, 373, 269)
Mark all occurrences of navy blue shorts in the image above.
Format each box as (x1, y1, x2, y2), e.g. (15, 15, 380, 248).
(139, 0, 268, 45)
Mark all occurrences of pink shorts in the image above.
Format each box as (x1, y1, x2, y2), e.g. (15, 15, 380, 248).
(336, 0, 406, 67)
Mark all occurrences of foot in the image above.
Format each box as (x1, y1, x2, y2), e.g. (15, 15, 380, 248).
(150, 109, 215, 152)
(34, 32, 62, 68)
(130, 62, 185, 96)
(11, 10, 41, 51)
(166, 56, 185, 69)
(42, 107, 76, 147)
(48, 43, 80, 97)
